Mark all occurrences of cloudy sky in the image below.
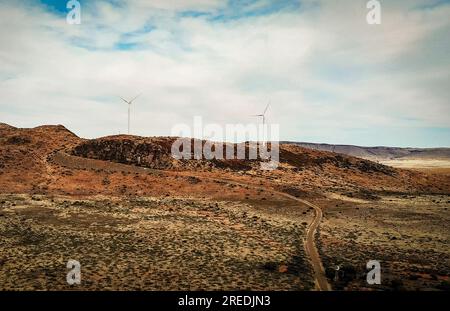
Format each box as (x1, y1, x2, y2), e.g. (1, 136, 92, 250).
(0, 0, 449, 147)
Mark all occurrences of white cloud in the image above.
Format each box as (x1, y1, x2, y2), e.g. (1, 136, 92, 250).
(0, 0, 448, 146)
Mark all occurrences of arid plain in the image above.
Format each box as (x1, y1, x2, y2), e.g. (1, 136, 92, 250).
(0, 123, 449, 291)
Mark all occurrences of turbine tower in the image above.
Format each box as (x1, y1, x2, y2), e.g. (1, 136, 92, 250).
(119, 94, 141, 134)
(251, 102, 270, 142)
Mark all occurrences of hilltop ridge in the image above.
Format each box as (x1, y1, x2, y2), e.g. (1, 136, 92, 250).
(0, 122, 448, 197)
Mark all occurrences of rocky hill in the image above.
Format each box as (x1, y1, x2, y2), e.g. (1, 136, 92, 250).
(71, 134, 399, 176)
(1, 123, 449, 196)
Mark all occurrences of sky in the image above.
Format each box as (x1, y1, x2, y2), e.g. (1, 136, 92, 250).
(0, 0, 449, 147)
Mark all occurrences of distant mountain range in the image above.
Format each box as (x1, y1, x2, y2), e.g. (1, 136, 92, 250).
(282, 142, 450, 161)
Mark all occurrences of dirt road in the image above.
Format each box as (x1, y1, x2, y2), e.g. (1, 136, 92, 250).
(286, 195, 331, 291)
(207, 177, 332, 291)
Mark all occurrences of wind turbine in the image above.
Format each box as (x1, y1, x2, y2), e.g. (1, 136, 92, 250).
(251, 102, 270, 143)
(119, 94, 141, 135)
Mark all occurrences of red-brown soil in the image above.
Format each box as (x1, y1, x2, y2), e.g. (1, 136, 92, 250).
(1, 123, 449, 291)
(1, 123, 448, 198)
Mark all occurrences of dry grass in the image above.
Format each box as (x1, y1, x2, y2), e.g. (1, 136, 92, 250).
(316, 194, 450, 290)
(0, 194, 314, 290)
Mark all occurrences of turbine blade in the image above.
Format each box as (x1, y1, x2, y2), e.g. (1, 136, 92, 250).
(119, 96, 129, 104)
(263, 102, 270, 115)
(129, 93, 141, 104)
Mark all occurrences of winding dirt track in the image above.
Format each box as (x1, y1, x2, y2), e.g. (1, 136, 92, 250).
(284, 194, 331, 291)
(52, 152, 331, 290)
(196, 176, 332, 291)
